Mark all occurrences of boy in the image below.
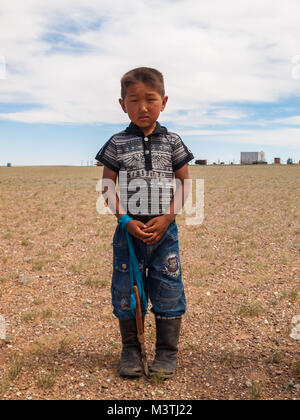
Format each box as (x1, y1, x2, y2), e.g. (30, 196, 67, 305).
(95, 67, 194, 379)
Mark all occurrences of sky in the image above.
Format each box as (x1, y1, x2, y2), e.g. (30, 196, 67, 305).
(1, 0, 300, 165)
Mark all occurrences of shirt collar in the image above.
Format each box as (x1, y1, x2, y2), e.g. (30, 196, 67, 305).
(125, 121, 168, 137)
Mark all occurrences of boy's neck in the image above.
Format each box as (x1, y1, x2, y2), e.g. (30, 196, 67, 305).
(141, 122, 157, 137)
(129, 121, 158, 137)
(143, 128, 155, 136)
(125, 121, 168, 137)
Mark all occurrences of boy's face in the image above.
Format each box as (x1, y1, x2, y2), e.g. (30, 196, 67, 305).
(119, 82, 168, 136)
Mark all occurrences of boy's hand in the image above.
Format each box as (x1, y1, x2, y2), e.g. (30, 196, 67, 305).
(141, 215, 174, 245)
(126, 220, 153, 242)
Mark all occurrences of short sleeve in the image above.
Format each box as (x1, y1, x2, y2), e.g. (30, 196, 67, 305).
(95, 137, 120, 173)
(171, 135, 194, 171)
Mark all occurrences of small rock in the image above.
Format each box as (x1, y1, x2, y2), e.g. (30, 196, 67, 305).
(290, 315, 300, 340)
(83, 300, 92, 308)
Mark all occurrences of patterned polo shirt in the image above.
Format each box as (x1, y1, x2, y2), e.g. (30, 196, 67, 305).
(95, 122, 194, 222)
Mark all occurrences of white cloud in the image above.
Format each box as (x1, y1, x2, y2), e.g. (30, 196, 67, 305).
(180, 127, 300, 148)
(273, 115, 300, 125)
(0, 0, 300, 127)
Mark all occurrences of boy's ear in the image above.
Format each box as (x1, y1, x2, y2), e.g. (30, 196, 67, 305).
(119, 98, 127, 113)
(161, 96, 168, 112)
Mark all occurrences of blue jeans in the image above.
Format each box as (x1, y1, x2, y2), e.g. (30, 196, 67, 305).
(112, 221, 186, 320)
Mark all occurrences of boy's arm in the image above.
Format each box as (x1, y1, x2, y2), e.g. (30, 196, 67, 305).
(101, 166, 152, 242)
(165, 163, 192, 223)
(101, 166, 125, 219)
(142, 164, 191, 245)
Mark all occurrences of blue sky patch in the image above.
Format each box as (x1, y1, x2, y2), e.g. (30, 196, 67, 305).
(50, 17, 103, 35)
(0, 103, 43, 114)
(42, 31, 96, 54)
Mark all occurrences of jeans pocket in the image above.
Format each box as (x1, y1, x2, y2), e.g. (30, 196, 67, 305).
(113, 225, 128, 247)
(113, 227, 129, 261)
(112, 257, 131, 313)
(113, 257, 130, 292)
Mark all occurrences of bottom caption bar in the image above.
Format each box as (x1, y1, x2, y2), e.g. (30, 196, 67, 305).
(101, 401, 194, 417)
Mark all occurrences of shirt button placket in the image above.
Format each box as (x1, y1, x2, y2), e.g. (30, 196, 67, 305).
(144, 136, 152, 170)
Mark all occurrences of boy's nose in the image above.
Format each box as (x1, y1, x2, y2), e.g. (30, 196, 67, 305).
(140, 102, 148, 112)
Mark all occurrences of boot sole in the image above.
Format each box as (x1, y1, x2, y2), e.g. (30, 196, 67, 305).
(149, 369, 174, 380)
(120, 371, 143, 379)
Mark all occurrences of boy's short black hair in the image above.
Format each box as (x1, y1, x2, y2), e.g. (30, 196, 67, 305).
(121, 67, 165, 99)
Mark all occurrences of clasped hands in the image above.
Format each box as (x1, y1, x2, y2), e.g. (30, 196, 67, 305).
(126, 215, 174, 245)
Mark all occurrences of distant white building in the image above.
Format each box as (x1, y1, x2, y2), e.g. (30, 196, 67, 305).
(240, 151, 266, 164)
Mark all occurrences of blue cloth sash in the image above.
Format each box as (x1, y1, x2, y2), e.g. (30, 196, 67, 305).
(118, 215, 148, 317)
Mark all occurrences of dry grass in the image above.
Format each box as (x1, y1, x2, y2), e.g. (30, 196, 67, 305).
(0, 164, 299, 400)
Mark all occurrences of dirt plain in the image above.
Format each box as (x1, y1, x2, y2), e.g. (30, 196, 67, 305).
(0, 164, 299, 400)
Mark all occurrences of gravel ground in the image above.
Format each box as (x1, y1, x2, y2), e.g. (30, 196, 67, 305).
(0, 165, 299, 400)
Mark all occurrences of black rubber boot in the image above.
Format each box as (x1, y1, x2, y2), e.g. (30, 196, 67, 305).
(118, 319, 143, 378)
(149, 317, 182, 379)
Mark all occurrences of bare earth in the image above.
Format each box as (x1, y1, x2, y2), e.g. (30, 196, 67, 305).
(0, 164, 299, 400)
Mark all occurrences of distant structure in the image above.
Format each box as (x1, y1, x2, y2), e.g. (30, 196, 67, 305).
(81, 160, 99, 167)
(287, 158, 293, 165)
(240, 151, 267, 165)
(7, 163, 12, 167)
(274, 157, 281, 164)
(195, 159, 207, 165)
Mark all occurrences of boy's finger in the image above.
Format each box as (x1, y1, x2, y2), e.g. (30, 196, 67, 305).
(142, 225, 157, 233)
(136, 221, 147, 228)
(137, 222, 154, 232)
(143, 219, 156, 228)
(144, 233, 159, 244)
(136, 227, 153, 238)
